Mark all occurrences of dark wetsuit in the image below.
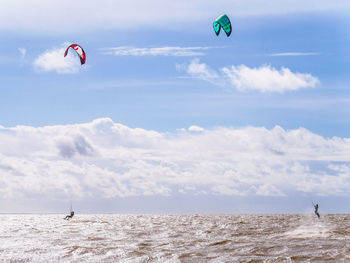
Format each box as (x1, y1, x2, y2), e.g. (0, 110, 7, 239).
(314, 204, 320, 218)
(64, 211, 74, 220)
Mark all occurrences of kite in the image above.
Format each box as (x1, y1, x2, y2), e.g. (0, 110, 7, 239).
(213, 14, 232, 37)
(64, 44, 86, 65)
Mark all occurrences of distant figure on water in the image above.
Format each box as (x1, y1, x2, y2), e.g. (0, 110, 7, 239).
(313, 203, 320, 219)
(64, 211, 74, 220)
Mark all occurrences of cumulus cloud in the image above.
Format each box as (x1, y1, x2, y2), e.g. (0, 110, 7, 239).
(222, 64, 319, 92)
(33, 44, 81, 74)
(103, 46, 210, 57)
(56, 135, 95, 158)
(178, 59, 319, 93)
(0, 0, 348, 33)
(1, 118, 350, 201)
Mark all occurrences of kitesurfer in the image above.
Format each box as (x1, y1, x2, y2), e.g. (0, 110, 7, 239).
(64, 211, 74, 220)
(313, 203, 320, 219)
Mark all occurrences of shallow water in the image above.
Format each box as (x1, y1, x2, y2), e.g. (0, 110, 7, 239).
(0, 214, 349, 262)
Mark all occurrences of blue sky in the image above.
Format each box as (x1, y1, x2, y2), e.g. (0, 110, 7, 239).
(0, 0, 350, 213)
(1, 12, 349, 135)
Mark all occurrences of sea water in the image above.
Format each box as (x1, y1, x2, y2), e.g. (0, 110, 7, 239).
(0, 214, 349, 262)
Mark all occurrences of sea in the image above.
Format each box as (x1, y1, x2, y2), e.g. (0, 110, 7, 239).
(0, 214, 349, 262)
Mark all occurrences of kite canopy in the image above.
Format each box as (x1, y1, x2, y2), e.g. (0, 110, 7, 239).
(64, 44, 86, 65)
(213, 14, 231, 37)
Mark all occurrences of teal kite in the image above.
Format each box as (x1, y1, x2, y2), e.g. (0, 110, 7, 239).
(213, 14, 231, 37)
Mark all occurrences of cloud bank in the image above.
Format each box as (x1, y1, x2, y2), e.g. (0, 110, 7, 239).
(179, 59, 319, 93)
(0, 0, 348, 33)
(1, 118, 350, 201)
(33, 44, 81, 74)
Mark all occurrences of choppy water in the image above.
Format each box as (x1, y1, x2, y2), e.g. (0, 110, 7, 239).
(0, 214, 349, 262)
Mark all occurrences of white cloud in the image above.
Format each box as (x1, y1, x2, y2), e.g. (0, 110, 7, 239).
(177, 58, 220, 84)
(222, 64, 319, 93)
(18, 48, 26, 59)
(188, 125, 204, 132)
(254, 184, 285, 196)
(1, 118, 350, 201)
(187, 59, 218, 80)
(270, 52, 319, 56)
(103, 46, 210, 57)
(33, 44, 81, 74)
(0, 0, 348, 33)
(179, 59, 319, 93)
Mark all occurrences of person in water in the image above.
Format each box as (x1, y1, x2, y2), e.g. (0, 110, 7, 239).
(64, 211, 74, 220)
(313, 203, 320, 218)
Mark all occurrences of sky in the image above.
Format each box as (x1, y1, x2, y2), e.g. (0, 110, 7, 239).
(0, 0, 350, 213)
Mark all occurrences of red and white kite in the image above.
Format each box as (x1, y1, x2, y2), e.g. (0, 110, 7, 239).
(64, 44, 86, 65)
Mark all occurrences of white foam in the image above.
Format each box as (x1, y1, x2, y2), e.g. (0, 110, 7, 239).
(285, 215, 331, 239)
